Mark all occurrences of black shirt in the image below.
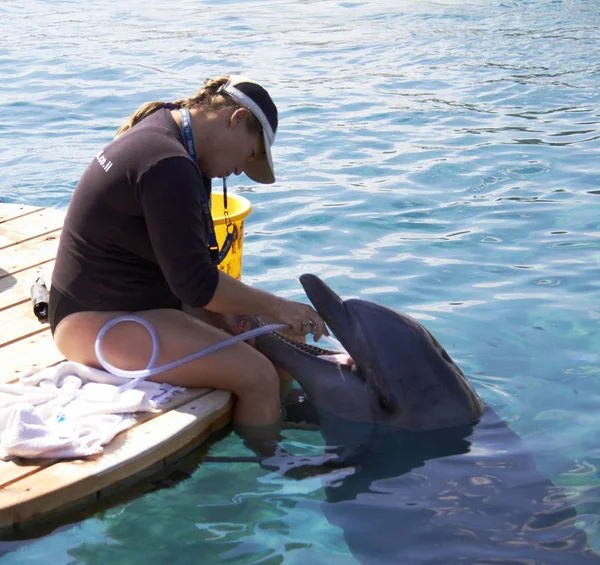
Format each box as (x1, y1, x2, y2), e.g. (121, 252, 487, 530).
(52, 108, 220, 312)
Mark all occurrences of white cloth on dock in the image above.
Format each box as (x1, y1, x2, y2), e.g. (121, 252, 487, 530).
(0, 361, 185, 460)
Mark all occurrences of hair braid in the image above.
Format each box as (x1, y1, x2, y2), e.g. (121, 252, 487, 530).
(114, 75, 262, 138)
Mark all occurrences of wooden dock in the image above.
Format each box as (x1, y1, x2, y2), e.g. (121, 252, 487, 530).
(0, 203, 233, 536)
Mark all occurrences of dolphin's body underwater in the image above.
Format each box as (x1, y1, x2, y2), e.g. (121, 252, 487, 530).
(253, 274, 600, 564)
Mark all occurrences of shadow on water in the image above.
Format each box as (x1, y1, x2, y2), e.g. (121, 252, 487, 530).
(0, 427, 233, 551)
(2, 408, 600, 564)
(279, 406, 600, 565)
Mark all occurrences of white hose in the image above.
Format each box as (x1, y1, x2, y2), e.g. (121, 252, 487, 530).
(0, 316, 288, 402)
(94, 315, 288, 393)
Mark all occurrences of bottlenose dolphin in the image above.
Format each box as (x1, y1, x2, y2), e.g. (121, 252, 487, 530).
(257, 273, 483, 431)
(253, 274, 600, 564)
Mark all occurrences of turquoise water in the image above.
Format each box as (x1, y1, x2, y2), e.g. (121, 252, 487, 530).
(1, 0, 600, 562)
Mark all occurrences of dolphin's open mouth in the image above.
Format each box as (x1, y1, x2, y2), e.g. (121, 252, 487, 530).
(267, 330, 341, 359)
(262, 326, 357, 371)
(250, 312, 351, 362)
(258, 276, 485, 430)
(317, 352, 355, 366)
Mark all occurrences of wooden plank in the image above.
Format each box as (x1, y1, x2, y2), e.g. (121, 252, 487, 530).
(0, 208, 65, 250)
(0, 300, 50, 347)
(0, 203, 235, 534)
(0, 385, 214, 489)
(0, 261, 54, 311)
(0, 390, 233, 532)
(0, 204, 63, 385)
(0, 231, 60, 277)
(0, 205, 61, 293)
(0, 461, 53, 494)
(0, 330, 63, 384)
(0, 204, 44, 224)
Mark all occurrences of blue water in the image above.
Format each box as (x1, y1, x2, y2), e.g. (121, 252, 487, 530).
(1, 0, 600, 562)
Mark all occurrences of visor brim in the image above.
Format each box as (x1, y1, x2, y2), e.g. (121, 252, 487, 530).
(244, 129, 275, 184)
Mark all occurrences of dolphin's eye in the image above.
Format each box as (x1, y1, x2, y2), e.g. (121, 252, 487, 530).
(379, 394, 397, 414)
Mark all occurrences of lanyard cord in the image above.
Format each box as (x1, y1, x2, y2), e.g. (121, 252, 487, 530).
(179, 108, 235, 265)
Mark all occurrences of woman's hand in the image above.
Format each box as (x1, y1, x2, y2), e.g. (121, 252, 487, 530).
(221, 313, 251, 336)
(271, 297, 329, 341)
(205, 272, 329, 342)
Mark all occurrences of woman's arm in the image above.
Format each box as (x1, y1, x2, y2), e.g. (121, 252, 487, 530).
(204, 271, 328, 341)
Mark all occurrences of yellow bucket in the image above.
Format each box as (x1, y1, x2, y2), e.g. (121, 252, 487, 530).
(211, 192, 252, 280)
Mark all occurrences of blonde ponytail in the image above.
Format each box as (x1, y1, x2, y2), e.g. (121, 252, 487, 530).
(114, 75, 261, 138)
(115, 101, 170, 137)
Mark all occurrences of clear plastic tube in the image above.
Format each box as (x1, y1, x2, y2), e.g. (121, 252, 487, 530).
(94, 315, 289, 393)
(0, 316, 288, 402)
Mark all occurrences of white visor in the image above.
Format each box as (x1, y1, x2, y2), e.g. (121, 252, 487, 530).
(222, 75, 278, 184)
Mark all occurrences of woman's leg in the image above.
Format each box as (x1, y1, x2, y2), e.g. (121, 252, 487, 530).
(183, 305, 295, 399)
(53, 309, 281, 429)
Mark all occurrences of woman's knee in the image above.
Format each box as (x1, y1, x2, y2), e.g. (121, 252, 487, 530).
(234, 353, 280, 398)
(230, 354, 282, 428)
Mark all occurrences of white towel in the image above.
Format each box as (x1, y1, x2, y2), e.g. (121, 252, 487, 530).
(0, 361, 185, 460)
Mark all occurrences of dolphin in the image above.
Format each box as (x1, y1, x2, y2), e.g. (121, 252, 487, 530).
(253, 274, 600, 564)
(256, 273, 483, 431)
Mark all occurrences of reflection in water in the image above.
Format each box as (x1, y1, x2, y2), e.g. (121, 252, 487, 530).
(0, 0, 599, 561)
(284, 407, 600, 564)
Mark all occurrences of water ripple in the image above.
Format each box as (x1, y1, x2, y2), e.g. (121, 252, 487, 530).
(2, 0, 600, 562)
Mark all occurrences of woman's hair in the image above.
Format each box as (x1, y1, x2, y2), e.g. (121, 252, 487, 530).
(114, 76, 262, 138)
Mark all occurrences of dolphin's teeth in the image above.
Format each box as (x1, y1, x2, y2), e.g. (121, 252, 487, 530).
(271, 331, 338, 357)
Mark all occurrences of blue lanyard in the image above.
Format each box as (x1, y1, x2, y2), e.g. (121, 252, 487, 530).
(179, 108, 234, 265)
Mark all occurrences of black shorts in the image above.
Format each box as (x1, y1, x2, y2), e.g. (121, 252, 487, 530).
(48, 286, 184, 336)
(48, 285, 88, 336)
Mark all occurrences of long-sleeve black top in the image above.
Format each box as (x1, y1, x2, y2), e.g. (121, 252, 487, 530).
(52, 108, 220, 312)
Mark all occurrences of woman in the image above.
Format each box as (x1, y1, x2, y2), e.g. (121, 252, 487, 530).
(49, 75, 327, 445)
